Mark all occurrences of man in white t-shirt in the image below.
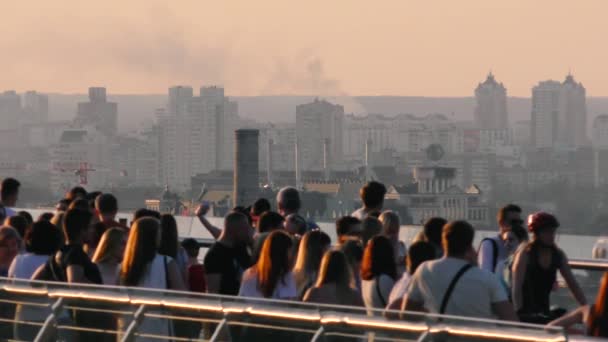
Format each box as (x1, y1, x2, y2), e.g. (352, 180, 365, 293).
(0, 178, 20, 221)
(403, 220, 517, 321)
(478, 204, 522, 273)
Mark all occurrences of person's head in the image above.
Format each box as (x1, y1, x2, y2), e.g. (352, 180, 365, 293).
(276, 187, 301, 215)
(257, 211, 285, 234)
(294, 230, 331, 279)
(5, 215, 28, 239)
(92, 228, 127, 264)
(1, 178, 20, 206)
(95, 193, 118, 218)
(256, 230, 294, 298)
(527, 212, 559, 247)
(25, 220, 62, 255)
(284, 214, 308, 236)
(251, 198, 271, 226)
(223, 211, 253, 244)
(423, 217, 447, 247)
(37, 212, 55, 222)
(588, 272, 608, 337)
(0, 226, 21, 266)
(181, 238, 200, 260)
(63, 208, 93, 243)
(132, 208, 161, 222)
(66, 186, 87, 202)
(359, 181, 387, 211)
(379, 211, 400, 240)
(159, 214, 179, 258)
(56, 199, 71, 212)
(86, 191, 102, 211)
(406, 241, 436, 275)
(315, 250, 353, 289)
(232, 206, 253, 227)
(341, 239, 364, 274)
(442, 220, 476, 261)
(497, 204, 523, 235)
(17, 211, 33, 227)
(336, 216, 362, 244)
(361, 235, 397, 281)
(69, 198, 90, 212)
(361, 216, 382, 246)
(121, 217, 161, 286)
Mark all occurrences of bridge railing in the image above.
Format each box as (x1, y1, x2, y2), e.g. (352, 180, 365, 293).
(0, 277, 598, 342)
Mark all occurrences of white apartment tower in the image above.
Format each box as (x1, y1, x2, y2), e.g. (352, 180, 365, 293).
(474, 72, 508, 130)
(531, 75, 587, 149)
(296, 99, 344, 171)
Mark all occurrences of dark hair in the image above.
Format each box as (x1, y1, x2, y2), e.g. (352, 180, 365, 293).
(66, 186, 87, 202)
(121, 217, 160, 286)
(361, 216, 382, 246)
(341, 239, 364, 266)
(359, 181, 386, 209)
(277, 187, 301, 213)
(1, 178, 20, 201)
(56, 199, 71, 212)
(336, 216, 361, 239)
(252, 198, 271, 216)
(442, 220, 475, 257)
(63, 209, 93, 242)
(286, 214, 308, 236)
(587, 272, 608, 337)
(69, 198, 90, 211)
(497, 204, 522, 224)
(232, 206, 253, 226)
(96, 193, 118, 214)
(316, 250, 353, 288)
(511, 224, 529, 242)
(258, 211, 285, 233)
(133, 208, 161, 221)
(256, 231, 294, 298)
(5, 215, 28, 238)
(181, 238, 200, 258)
(159, 214, 179, 258)
(361, 235, 397, 281)
(407, 241, 436, 275)
(26, 221, 62, 255)
(423, 217, 448, 246)
(37, 212, 55, 222)
(17, 211, 33, 226)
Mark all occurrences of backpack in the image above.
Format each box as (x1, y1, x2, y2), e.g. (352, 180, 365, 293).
(477, 238, 498, 273)
(31, 254, 67, 283)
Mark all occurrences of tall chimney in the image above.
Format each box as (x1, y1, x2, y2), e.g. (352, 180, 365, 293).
(365, 138, 373, 181)
(234, 129, 259, 207)
(267, 138, 274, 187)
(323, 138, 331, 181)
(295, 139, 301, 189)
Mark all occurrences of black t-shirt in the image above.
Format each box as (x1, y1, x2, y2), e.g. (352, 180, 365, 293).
(204, 242, 252, 295)
(56, 244, 103, 285)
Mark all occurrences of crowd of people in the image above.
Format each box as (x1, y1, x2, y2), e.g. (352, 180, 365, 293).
(0, 177, 607, 340)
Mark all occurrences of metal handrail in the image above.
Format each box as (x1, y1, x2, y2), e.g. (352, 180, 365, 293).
(0, 278, 586, 342)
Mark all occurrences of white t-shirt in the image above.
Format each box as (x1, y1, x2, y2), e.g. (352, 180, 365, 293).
(387, 272, 411, 306)
(478, 235, 508, 273)
(238, 268, 297, 299)
(361, 274, 395, 311)
(8, 253, 49, 279)
(407, 257, 508, 319)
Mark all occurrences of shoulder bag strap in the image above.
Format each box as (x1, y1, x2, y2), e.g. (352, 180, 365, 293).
(439, 264, 473, 315)
(164, 256, 170, 289)
(375, 277, 387, 307)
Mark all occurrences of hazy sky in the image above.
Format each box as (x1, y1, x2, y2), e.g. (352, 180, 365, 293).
(3, 1, 607, 96)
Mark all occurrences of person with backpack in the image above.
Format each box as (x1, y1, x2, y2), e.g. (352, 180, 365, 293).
(478, 204, 523, 273)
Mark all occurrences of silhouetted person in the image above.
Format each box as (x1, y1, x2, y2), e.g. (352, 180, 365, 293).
(352, 181, 386, 220)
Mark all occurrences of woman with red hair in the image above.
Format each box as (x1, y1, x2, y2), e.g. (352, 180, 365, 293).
(549, 272, 608, 337)
(512, 212, 587, 323)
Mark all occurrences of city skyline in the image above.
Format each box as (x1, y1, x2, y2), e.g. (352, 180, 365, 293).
(2, 1, 608, 96)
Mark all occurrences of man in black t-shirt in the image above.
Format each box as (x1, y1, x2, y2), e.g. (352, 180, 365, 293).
(204, 212, 253, 295)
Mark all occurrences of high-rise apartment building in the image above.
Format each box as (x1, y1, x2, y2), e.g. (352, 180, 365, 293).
(75, 87, 118, 136)
(22, 91, 48, 125)
(296, 99, 344, 171)
(474, 72, 508, 130)
(531, 80, 561, 149)
(0, 91, 21, 130)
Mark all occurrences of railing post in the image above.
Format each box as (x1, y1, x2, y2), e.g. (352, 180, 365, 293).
(310, 326, 325, 342)
(209, 318, 228, 342)
(416, 331, 430, 342)
(121, 304, 147, 342)
(34, 297, 64, 342)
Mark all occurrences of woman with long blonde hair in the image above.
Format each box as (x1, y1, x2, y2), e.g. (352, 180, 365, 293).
(118, 217, 186, 341)
(303, 250, 363, 306)
(379, 211, 406, 276)
(292, 230, 331, 298)
(92, 228, 126, 285)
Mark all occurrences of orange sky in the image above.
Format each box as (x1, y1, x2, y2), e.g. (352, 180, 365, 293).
(2, 1, 607, 96)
